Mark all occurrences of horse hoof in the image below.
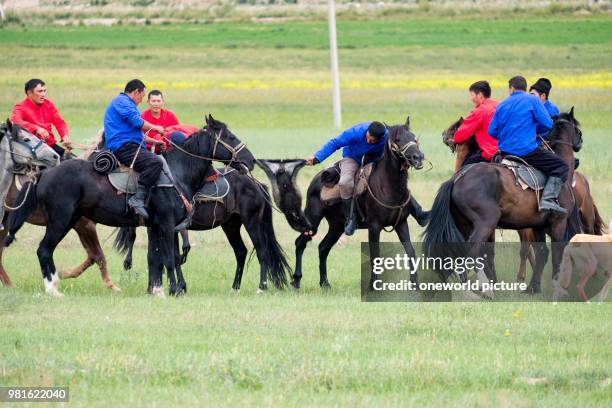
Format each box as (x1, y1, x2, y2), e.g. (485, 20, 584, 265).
(320, 281, 331, 290)
(290, 280, 300, 289)
(123, 261, 132, 271)
(151, 286, 166, 298)
(256, 288, 267, 294)
(524, 285, 541, 295)
(230, 287, 240, 293)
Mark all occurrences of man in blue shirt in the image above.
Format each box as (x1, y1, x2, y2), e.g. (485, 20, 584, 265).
(529, 78, 560, 118)
(306, 121, 387, 235)
(488, 76, 569, 215)
(104, 79, 166, 219)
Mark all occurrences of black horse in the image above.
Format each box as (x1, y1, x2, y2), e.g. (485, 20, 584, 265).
(7, 115, 255, 297)
(286, 116, 426, 289)
(114, 169, 290, 291)
(423, 110, 583, 293)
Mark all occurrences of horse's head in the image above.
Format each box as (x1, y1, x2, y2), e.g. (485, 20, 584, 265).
(387, 115, 424, 170)
(202, 114, 255, 174)
(0, 120, 60, 168)
(549, 107, 582, 153)
(442, 117, 464, 152)
(257, 159, 313, 234)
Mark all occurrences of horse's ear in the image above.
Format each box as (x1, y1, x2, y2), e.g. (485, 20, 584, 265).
(5, 119, 12, 132)
(459, 116, 464, 124)
(405, 115, 410, 127)
(569, 106, 575, 119)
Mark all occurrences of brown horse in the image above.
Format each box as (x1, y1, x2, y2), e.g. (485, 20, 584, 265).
(442, 116, 605, 284)
(426, 110, 583, 294)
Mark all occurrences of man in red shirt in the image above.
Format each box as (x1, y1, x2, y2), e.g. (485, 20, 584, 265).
(141, 89, 180, 153)
(453, 80, 499, 167)
(10, 78, 72, 158)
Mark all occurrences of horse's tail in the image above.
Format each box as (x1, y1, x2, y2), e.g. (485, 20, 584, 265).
(592, 203, 607, 235)
(422, 179, 464, 250)
(258, 188, 291, 289)
(5, 181, 38, 247)
(564, 202, 582, 241)
(113, 227, 132, 254)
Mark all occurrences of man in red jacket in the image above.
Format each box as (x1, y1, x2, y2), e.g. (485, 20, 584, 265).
(453, 80, 499, 167)
(10, 78, 72, 158)
(141, 89, 180, 153)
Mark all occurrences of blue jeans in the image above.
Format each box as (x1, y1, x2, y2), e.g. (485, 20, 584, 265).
(169, 131, 186, 145)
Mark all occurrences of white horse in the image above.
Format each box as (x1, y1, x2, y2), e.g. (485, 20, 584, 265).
(0, 120, 59, 231)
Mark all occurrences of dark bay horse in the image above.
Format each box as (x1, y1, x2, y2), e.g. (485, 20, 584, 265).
(425, 110, 583, 293)
(7, 115, 255, 297)
(441, 115, 605, 284)
(291, 116, 426, 289)
(114, 169, 290, 291)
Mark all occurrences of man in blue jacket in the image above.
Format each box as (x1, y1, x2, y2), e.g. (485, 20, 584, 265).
(488, 76, 569, 215)
(529, 78, 560, 118)
(104, 79, 166, 219)
(306, 121, 387, 235)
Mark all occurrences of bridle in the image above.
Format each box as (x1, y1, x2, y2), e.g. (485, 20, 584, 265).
(0, 127, 50, 166)
(540, 118, 582, 151)
(210, 126, 247, 165)
(388, 137, 418, 163)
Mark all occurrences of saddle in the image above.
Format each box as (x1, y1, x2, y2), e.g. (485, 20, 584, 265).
(194, 167, 234, 203)
(107, 156, 174, 194)
(320, 161, 374, 204)
(455, 157, 576, 191)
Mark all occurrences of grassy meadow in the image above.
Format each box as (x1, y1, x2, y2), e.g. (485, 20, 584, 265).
(0, 14, 611, 406)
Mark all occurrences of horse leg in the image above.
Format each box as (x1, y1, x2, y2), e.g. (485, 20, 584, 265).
(146, 227, 165, 297)
(222, 221, 247, 291)
(526, 228, 548, 294)
(179, 230, 191, 265)
(467, 223, 498, 298)
(0, 226, 14, 287)
(65, 218, 120, 291)
(173, 232, 187, 295)
(123, 227, 137, 271)
(37, 217, 79, 297)
(242, 219, 270, 292)
(395, 220, 417, 284)
(368, 224, 382, 290)
(318, 221, 344, 289)
(293, 200, 324, 289)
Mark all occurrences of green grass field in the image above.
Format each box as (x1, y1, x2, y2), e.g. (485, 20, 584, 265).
(0, 14, 611, 406)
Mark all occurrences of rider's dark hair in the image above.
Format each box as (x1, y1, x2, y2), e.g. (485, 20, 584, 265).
(367, 121, 386, 140)
(148, 89, 163, 100)
(24, 78, 45, 94)
(508, 76, 527, 91)
(124, 79, 146, 94)
(469, 80, 491, 98)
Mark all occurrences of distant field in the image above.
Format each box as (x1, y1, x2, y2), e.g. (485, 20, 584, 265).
(0, 15, 611, 406)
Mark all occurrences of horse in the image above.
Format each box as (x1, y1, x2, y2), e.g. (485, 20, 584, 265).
(441, 115, 604, 284)
(0, 122, 121, 291)
(425, 109, 583, 294)
(114, 169, 290, 291)
(287, 116, 426, 290)
(6, 115, 255, 297)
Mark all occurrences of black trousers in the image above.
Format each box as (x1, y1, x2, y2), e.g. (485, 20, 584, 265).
(461, 151, 487, 167)
(114, 143, 163, 189)
(504, 147, 569, 182)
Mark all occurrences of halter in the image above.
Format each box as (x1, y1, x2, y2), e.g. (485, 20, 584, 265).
(210, 126, 247, 165)
(388, 137, 418, 162)
(0, 127, 49, 166)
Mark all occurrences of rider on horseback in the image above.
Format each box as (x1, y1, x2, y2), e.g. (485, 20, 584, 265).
(305, 121, 387, 236)
(529, 78, 560, 118)
(488, 76, 569, 215)
(103, 79, 166, 219)
(10, 78, 73, 159)
(453, 80, 499, 166)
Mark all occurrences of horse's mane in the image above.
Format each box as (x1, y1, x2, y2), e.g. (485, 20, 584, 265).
(182, 116, 228, 152)
(80, 128, 106, 159)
